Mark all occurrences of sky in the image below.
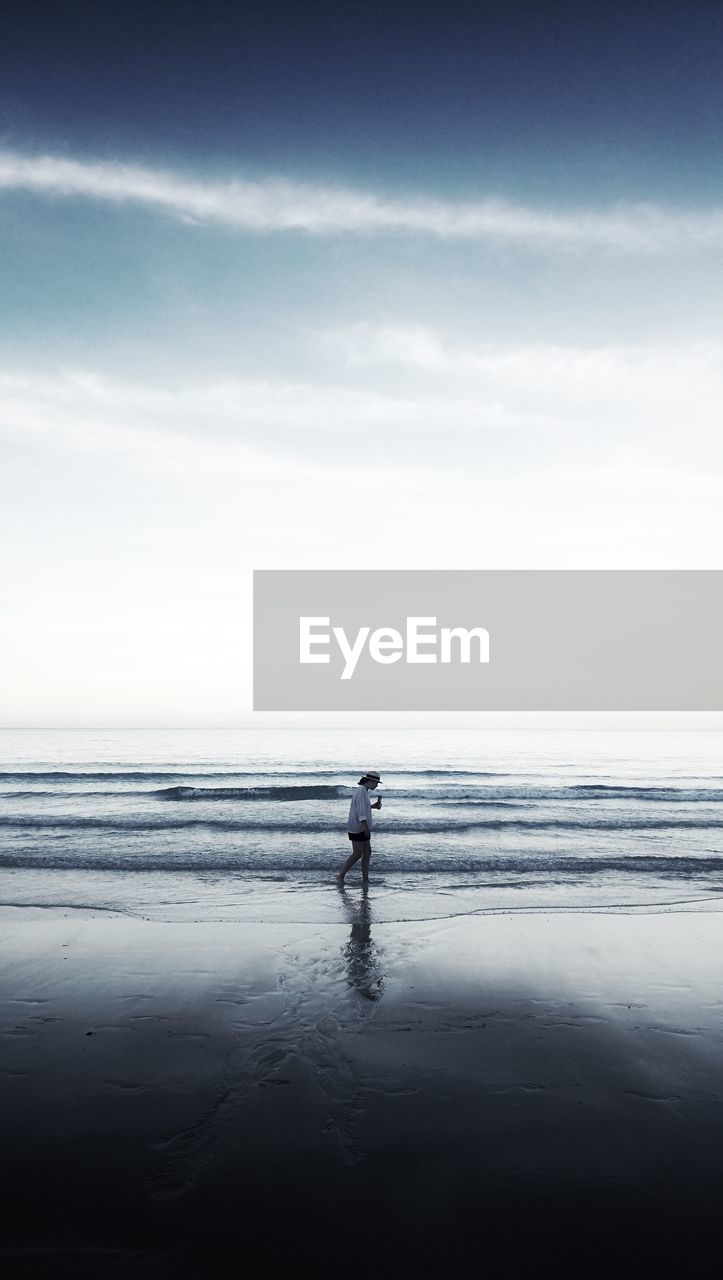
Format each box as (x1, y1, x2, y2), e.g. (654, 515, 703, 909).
(1, 0, 723, 727)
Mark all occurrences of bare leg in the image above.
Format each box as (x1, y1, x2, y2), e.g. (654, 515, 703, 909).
(337, 843, 364, 882)
(361, 843, 371, 883)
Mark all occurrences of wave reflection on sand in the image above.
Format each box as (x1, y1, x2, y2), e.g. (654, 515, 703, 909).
(3, 904, 723, 1273)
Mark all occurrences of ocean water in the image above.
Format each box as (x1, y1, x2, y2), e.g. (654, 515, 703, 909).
(1, 727, 723, 924)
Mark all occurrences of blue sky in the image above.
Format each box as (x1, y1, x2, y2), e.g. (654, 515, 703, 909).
(5, 1, 723, 198)
(2, 1, 723, 725)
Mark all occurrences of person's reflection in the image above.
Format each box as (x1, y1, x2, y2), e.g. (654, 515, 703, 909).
(339, 884, 385, 1001)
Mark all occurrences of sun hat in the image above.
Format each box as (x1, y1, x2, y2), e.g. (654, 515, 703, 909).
(363, 770, 381, 780)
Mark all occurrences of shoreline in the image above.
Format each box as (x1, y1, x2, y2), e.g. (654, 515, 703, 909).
(2, 903, 723, 1274)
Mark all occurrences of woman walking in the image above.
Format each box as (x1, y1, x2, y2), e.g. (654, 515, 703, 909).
(336, 770, 382, 885)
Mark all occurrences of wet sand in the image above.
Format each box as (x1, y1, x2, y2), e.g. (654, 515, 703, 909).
(2, 895, 723, 1276)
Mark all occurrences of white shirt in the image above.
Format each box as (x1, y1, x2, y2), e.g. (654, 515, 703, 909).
(347, 784, 373, 833)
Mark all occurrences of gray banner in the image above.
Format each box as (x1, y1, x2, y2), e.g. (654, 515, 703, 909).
(253, 571, 723, 710)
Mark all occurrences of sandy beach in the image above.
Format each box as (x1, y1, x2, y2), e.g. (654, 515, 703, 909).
(2, 895, 723, 1276)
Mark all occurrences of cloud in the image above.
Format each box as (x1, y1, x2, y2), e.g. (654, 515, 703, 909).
(3, 150, 723, 252)
(321, 325, 723, 444)
(2, 336, 723, 485)
(3, 354, 723, 729)
(0, 366, 550, 475)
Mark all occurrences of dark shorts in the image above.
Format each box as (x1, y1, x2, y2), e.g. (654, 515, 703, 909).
(348, 830, 371, 843)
